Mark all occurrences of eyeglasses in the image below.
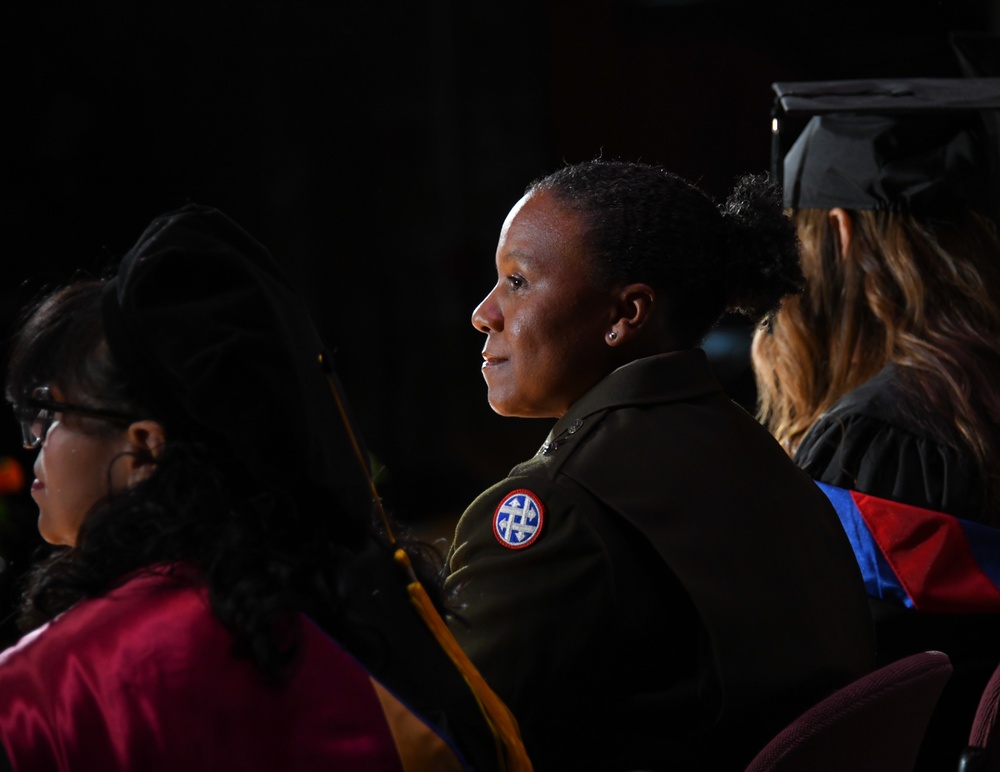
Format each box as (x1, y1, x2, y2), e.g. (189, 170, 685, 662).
(12, 385, 137, 449)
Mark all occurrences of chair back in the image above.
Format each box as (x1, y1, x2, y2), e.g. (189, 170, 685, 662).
(958, 659, 1000, 772)
(745, 651, 952, 772)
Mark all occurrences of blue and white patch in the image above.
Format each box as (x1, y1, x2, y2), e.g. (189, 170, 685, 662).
(493, 489, 545, 550)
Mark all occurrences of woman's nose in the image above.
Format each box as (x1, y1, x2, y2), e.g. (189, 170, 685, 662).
(471, 286, 503, 334)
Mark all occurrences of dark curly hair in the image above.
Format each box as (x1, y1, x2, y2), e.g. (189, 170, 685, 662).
(6, 281, 374, 674)
(529, 160, 803, 346)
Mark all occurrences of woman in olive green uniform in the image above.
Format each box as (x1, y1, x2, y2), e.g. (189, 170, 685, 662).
(444, 161, 875, 770)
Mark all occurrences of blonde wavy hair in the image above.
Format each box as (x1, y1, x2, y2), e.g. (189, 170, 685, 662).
(752, 208, 1000, 520)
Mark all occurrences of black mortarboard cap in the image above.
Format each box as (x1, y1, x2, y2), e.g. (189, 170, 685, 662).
(771, 78, 1000, 214)
(101, 204, 372, 522)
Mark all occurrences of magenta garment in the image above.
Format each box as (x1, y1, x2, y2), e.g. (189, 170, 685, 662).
(0, 568, 458, 771)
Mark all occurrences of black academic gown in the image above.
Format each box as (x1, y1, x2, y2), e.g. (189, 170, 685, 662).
(795, 364, 1000, 771)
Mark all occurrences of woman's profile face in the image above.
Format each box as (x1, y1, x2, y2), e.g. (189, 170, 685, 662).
(471, 189, 617, 418)
(30, 385, 133, 546)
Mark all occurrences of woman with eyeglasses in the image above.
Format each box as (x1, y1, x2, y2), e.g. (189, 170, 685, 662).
(0, 205, 527, 772)
(17, 384, 139, 546)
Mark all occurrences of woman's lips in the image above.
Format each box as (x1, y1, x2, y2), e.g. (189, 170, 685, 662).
(481, 355, 508, 368)
(31, 479, 44, 492)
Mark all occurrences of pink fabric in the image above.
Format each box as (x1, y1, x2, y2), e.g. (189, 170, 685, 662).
(0, 568, 412, 771)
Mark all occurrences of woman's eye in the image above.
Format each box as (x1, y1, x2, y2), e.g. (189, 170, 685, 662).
(31, 409, 54, 439)
(507, 275, 525, 290)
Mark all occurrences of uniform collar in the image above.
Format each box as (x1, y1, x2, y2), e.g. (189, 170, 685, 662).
(548, 349, 723, 440)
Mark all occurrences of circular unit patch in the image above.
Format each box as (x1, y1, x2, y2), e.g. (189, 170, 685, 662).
(493, 489, 545, 550)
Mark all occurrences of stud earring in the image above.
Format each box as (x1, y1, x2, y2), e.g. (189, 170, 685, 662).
(608, 331, 617, 341)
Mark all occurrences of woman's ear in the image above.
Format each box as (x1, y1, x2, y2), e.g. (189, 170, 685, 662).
(122, 420, 167, 487)
(606, 283, 656, 346)
(828, 208, 853, 260)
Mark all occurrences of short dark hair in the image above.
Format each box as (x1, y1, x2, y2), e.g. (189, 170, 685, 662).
(6, 281, 142, 418)
(529, 160, 803, 346)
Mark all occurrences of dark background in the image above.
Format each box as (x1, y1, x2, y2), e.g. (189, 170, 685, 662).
(0, 0, 997, 637)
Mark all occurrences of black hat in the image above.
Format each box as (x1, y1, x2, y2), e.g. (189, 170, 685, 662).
(101, 204, 372, 519)
(771, 78, 1000, 214)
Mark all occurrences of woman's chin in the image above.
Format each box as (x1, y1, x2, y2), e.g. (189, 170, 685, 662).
(37, 515, 77, 548)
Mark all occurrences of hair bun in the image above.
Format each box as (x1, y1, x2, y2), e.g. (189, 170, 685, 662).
(719, 174, 804, 321)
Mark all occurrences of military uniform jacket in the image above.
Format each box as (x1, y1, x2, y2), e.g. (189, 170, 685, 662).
(445, 350, 874, 771)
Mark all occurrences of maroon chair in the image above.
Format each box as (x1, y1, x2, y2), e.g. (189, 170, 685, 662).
(745, 651, 952, 772)
(958, 660, 1000, 772)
